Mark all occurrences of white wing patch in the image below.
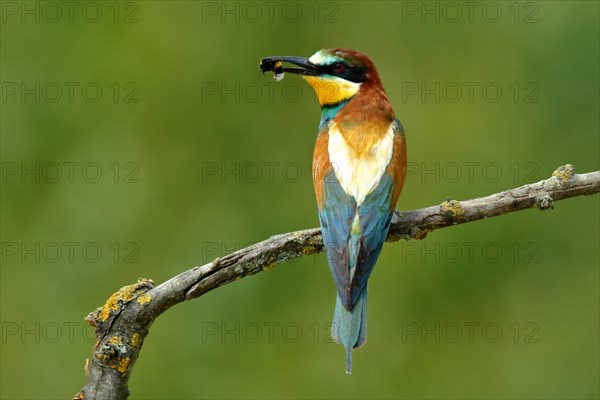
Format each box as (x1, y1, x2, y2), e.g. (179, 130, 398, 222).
(328, 122, 394, 206)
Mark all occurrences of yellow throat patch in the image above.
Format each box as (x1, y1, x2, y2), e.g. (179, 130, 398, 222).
(302, 75, 361, 106)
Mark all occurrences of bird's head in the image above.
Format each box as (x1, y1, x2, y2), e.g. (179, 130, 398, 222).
(260, 48, 383, 108)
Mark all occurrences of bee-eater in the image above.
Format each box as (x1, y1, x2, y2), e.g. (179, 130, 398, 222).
(260, 49, 407, 373)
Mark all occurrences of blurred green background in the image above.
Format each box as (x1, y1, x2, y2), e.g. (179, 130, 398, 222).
(1, 1, 599, 398)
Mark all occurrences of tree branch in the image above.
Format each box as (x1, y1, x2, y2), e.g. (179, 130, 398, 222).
(75, 165, 599, 399)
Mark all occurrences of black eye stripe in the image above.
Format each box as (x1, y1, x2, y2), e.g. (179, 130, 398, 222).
(323, 62, 368, 83)
(333, 62, 345, 72)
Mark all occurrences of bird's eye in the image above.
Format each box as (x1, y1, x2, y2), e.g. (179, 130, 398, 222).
(332, 62, 346, 73)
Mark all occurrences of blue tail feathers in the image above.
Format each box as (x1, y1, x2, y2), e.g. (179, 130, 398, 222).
(332, 289, 368, 374)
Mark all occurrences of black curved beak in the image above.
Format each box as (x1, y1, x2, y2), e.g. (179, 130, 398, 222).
(259, 56, 322, 76)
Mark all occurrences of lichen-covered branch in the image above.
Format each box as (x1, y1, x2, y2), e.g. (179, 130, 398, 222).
(75, 165, 599, 400)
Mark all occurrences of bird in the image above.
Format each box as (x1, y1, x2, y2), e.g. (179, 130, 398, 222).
(260, 49, 407, 373)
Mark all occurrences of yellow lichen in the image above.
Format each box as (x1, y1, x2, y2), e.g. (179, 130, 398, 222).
(137, 293, 151, 305)
(552, 164, 575, 182)
(131, 333, 141, 347)
(301, 241, 320, 256)
(441, 200, 465, 220)
(117, 357, 130, 373)
(98, 293, 120, 322)
(120, 285, 137, 302)
(109, 336, 122, 345)
(262, 256, 278, 270)
(96, 280, 154, 322)
(414, 229, 432, 240)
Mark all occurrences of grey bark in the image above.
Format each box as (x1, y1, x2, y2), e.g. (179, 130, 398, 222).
(75, 165, 599, 399)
